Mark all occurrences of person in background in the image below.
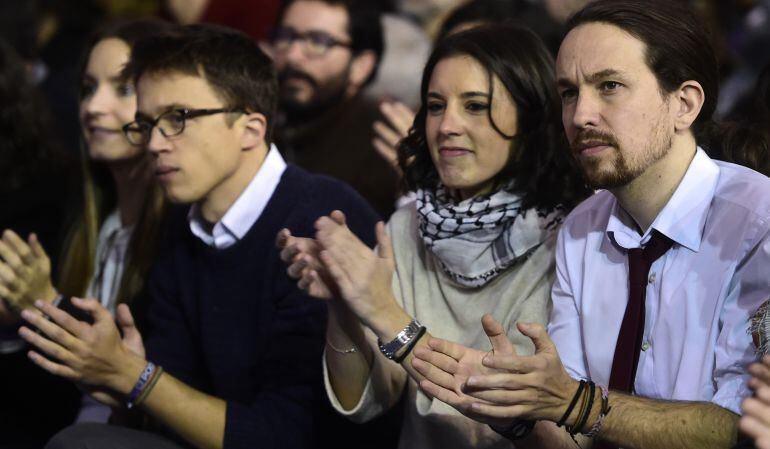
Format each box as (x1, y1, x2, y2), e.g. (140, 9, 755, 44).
(0, 38, 78, 449)
(0, 18, 170, 428)
(272, 0, 399, 219)
(279, 24, 589, 449)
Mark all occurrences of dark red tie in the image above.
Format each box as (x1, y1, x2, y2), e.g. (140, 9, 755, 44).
(610, 231, 673, 391)
(595, 232, 672, 449)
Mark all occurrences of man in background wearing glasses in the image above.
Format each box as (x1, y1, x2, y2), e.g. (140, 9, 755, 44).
(20, 24, 380, 449)
(272, 0, 399, 220)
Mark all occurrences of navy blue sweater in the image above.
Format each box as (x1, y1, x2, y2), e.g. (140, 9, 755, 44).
(143, 165, 379, 449)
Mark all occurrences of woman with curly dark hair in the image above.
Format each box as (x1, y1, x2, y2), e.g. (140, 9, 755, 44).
(279, 23, 590, 448)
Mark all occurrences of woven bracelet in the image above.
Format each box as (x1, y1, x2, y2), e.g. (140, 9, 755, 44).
(126, 361, 157, 409)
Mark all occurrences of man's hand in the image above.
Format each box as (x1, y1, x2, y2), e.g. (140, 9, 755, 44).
(462, 321, 577, 423)
(372, 101, 415, 176)
(741, 356, 770, 449)
(17, 298, 146, 400)
(411, 314, 517, 427)
(0, 231, 58, 318)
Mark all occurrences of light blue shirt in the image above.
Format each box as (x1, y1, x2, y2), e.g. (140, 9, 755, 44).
(549, 148, 770, 414)
(188, 144, 287, 249)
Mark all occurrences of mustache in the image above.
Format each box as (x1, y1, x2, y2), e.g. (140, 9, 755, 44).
(278, 67, 317, 88)
(570, 129, 620, 151)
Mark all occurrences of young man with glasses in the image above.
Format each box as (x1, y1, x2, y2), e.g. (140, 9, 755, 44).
(271, 0, 399, 219)
(19, 24, 380, 449)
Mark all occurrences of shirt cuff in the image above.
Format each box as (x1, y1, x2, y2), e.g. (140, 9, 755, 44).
(712, 374, 751, 415)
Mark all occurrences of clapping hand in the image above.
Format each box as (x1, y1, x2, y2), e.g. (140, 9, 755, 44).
(414, 314, 578, 424)
(313, 211, 395, 330)
(741, 356, 770, 449)
(0, 230, 57, 321)
(18, 298, 147, 406)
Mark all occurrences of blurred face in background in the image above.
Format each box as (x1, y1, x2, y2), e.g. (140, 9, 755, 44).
(272, 0, 356, 118)
(397, 0, 465, 23)
(79, 38, 142, 162)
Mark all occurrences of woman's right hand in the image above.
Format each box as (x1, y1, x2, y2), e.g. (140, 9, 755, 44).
(277, 216, 344, 300)
(0, 230, 57, 320)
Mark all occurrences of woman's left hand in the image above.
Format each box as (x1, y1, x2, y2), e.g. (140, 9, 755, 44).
(314, 211, 397, 330)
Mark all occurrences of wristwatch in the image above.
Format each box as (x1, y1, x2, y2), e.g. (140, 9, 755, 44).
(378, 318, 424, 360)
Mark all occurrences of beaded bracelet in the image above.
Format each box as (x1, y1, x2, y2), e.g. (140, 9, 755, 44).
(126, 361, 162, 409)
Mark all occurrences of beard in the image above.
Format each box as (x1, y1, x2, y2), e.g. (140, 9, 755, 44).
(278, 64, 351, 123)
(571, 114, 673, 190)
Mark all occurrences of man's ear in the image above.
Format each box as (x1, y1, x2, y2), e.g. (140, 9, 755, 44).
(347, 50, 377, 95)
(240, 112, 268, 149)
(672, 80, 705, 133)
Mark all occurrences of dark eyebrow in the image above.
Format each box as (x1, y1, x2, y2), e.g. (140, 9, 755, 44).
(557, 69, 627, 89)
(426, 91, 490, 100)
(585, 69, 625, 84)
(460, 91, 489, 99)
(136, 103, 193, 120)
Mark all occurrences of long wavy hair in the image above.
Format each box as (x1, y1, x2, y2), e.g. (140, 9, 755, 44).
(398, 24, 590, 210)
(57, 19, 170, 307)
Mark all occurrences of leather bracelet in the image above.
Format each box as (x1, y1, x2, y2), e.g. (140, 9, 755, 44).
(557, 380, 585, 427)
(378, 319, 424, 360)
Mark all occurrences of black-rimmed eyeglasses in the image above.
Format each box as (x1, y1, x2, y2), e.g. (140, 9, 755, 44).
(272, 26, 352, 58)
(122, 108, 245, 146)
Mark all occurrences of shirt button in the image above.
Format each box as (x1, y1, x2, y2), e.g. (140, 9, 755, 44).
(641, 341, 651, 351)
(648, 272, 656, 284)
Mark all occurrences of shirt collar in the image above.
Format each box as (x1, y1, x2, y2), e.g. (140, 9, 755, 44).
(188, 144, 287, 248)
(606, 147, 719, 252)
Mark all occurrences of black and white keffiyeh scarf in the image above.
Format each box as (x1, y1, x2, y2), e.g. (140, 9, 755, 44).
(416, 183, 564, 288)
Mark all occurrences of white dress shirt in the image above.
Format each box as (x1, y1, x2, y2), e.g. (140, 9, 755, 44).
(549, 148, 770, 414)
(189, 144, 287, 249)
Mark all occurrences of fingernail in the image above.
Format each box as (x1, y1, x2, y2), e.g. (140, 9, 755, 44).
(466, 377, 477, 386)
(34, 300, 43, 308)
(20, 309, 32, 320)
